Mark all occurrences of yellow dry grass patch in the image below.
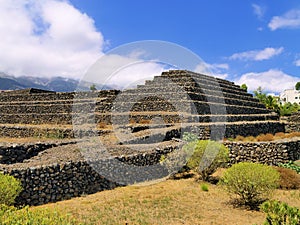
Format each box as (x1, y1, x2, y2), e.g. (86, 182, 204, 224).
(35, 178, 272, 225)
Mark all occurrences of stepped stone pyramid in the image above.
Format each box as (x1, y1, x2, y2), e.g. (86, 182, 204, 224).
(0, 70, 284, 142)
(108, 70, 284, 143)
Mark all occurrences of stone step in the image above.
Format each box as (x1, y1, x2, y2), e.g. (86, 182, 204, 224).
(114, 91, 265, 109)
(113, 120, 285, 143)
(124, 84, 255, 102)
(136, 79, 251, 98)
(0, 110, 279, 125)
(106, 99, 271, 115)
(0, 96, 268, 115)
(161, 70, 235, 85)
(151, 74, 244, 93)
(0, 90, 119, 103)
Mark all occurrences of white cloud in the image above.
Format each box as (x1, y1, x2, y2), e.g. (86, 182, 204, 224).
(235, 69, 298, 93)
(252, 4, 265, 20)
(229, 47, 284, 61)
(0, 0, 104, 78)
(195, 62, 229, 79)
(269, 10, 300, 31)
(295, 59, 300, 66)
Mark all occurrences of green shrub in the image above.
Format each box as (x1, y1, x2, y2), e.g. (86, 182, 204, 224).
(182, 132, 198, 142)
(260, 200, 300, 225)
(184, 140, 229, 181)
(0, 205, 78, 225)
(279, 161, 300, 174)
(0, 173, 22, 206)
(219, 162, 280, 208)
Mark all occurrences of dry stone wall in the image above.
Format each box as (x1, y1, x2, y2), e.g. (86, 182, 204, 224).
(1, 145, 176, 206)
(0, 141, 76, 164)
(285, 112, 300, 133)
(224, 139, 300, 165)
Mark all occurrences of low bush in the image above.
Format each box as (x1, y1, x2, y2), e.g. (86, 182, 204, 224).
(243, 136, 255, 142)
(184, 140, 229, 181)
(260, 200, 300, 225)
(0, 173, 22, 206)
(0, 205, 77, 225)
(275, 167, 300, 190)
(228, 132, 300, 142)
(219, 162, 280, 208)
(274, 132, 286, 139)
(234, 135, 244, 141)
(256, 133, 274, 142)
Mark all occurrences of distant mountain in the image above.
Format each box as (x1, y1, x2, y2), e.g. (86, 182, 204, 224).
(0, 73, 114, 92)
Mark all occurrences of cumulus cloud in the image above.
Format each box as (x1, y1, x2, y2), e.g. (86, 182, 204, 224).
(229, 47, 284, 61)
(0, 0, 104, 78)
(195, 62, 229, 79)
(234, 69, 298, 93)
(84, 53, 172, 89)
(252, 4, 265, 20)
(269, 9, 300, 31)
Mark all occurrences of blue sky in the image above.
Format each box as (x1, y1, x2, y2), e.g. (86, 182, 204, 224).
(1, 0, 300, 93)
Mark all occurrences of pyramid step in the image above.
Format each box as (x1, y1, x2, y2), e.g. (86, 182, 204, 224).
(123, 87, 257, 103)
(114, 91, 265, 109)
(105, 99, 271, 115)
(0, 91, 119, 103)
(159, 70, 243, 91)
(136, 79, 250, 97)
(151, 75, 243, 93)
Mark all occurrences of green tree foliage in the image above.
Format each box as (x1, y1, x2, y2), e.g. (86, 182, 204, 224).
(296, 82, 300, 91)
(219, 162, 280, 208)
(279, 102, 300, 116)
(0, 173, 22, 206)
(261, 200, 300, 225)
(183, 140, 229, 181)
(240, 84, 248, 92)
(253, 86, 300, 116)
(254, 86, 267, 103)
(90, 84, 97, 91)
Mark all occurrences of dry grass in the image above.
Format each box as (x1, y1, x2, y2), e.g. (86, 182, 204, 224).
(0, 137, 73, 144)
(229, 132, 300, 142)
(256, 133, 274, 142)
(35, 178, 271, 225)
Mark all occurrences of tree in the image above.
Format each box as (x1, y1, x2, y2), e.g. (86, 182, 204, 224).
(90, 84, 97, 91)
(296, 82, 300, 91)
(253, 87, 267, 103)
(240, 84, 248, 92)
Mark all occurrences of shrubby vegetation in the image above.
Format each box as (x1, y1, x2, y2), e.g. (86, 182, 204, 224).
(261, 200, 300, 225)
(0, 205, 77, 225)
(184, 140, 229, 181)
(253, 86, 300, 116)
(0, 173, 22, 206)
(275, 167, 300, 190)
(279, 161, 300, 174)
(219, 162, 280, 208)
(0, 173, 77, 224)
